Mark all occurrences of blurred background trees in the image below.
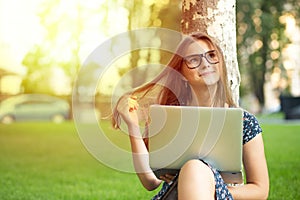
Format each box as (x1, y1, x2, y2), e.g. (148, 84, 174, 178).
(0, 0, 300, 113)
(237, 0, 300, 112)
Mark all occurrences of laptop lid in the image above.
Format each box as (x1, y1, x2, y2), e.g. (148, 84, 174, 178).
(148, 105, 243, 183)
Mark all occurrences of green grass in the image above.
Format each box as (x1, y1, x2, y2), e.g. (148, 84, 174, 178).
(0, 122, 159, 200)
(262, 124, 300, 200)
(0, 121, 299, 199)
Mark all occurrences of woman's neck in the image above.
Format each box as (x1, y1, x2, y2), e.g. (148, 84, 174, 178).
(189, 85, 217, 107)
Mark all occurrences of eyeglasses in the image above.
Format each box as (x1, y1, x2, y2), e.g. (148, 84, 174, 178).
(183, 50, 219, 69)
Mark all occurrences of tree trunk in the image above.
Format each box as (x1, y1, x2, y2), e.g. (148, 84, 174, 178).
(181, 0, 240, 105)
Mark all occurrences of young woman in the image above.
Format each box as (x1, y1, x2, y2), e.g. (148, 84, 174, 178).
(112, 32, 269, 200)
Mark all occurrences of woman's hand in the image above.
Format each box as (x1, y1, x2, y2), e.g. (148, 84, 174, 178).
(117, 95, 139, 127)
(159, 174, 176, 184)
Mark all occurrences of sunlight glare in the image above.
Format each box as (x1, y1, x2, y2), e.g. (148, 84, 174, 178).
(50, 67, 71, 95)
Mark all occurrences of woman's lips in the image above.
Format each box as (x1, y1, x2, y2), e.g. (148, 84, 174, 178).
(199, 71, 215, 76)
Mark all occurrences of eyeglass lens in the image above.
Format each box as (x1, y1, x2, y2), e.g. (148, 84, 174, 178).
(184, 50, 219, 69)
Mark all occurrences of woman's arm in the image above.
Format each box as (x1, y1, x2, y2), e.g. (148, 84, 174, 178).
(117, 96, 162, 191)
(128, 124, 162, 190)
(228, 134, 269, 199)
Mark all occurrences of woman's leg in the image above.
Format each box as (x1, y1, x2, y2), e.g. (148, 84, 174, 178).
(178, 159, 215, 200)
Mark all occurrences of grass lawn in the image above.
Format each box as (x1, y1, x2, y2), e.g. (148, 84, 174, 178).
(0, 121, 299, 199)
(262, 123, 300, 199)
(0, 122, 159, 200)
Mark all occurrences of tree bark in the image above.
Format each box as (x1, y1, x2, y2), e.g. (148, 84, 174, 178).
(181, 0, 240, 104)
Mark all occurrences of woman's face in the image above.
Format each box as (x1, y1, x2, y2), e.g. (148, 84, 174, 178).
(181, 39, 221, 87)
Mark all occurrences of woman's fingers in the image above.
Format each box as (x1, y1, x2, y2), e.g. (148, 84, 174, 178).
(117, 95, 138, 113)
(159, 174, 176, 184)
(128, 95, 139, 112)
(116, 95, 140, 127)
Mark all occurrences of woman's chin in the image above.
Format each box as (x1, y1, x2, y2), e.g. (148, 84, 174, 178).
(202, 76, 220, 86)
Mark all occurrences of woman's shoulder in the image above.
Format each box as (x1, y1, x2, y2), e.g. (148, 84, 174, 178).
(240, 109, 262, 144)
(242, 109, 258, 121)
(229, 107, 259, 123)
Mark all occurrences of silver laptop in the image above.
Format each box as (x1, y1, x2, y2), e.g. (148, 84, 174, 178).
(148, 105, 243, 184)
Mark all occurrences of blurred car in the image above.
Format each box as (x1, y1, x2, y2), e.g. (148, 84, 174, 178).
(0, 94, 70, 124)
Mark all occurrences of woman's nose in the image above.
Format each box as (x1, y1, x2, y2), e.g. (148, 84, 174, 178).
(198, 57, 210, 70)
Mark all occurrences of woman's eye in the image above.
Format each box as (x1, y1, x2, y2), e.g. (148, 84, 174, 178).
(188, 57, 199, 64)
(208, 52, 216, 59)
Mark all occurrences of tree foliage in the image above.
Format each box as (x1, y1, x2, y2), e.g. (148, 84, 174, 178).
(121, 0, 181, 88)
(20, 0, 300, 109)
(21, 0, 119, 95)
(236, 0, 300, 108)
(21, 0, 181, 95)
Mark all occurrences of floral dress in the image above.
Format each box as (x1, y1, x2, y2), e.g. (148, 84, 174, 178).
(151, 111, 262, 200)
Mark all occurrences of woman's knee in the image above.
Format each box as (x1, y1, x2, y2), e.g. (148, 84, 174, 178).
(179, 159, 215, 183)
(178, 160, 215, 199)
(181, 159, 210, 172)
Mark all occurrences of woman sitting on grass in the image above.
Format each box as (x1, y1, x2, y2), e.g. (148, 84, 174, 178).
(112, 32, 269, 200)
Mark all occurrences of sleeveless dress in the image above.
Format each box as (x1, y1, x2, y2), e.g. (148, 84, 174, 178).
(151, 111, 262, 200)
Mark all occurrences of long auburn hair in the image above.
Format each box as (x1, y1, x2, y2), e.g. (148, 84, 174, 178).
(112, 32, 236, 129)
